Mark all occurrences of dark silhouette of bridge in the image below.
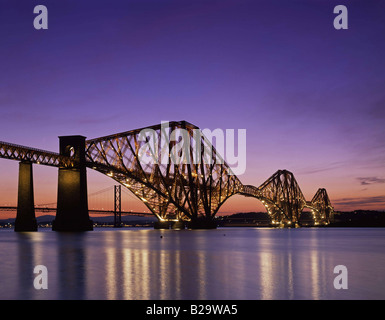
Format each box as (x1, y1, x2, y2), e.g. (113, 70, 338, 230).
(0, 121, 334, 231)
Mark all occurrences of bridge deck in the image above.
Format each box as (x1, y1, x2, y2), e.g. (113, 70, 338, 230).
(0, 141, 73, 167)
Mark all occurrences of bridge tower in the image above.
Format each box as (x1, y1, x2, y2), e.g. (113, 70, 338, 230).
(52, 136, 93, 231)
(14, 161, 38, 231)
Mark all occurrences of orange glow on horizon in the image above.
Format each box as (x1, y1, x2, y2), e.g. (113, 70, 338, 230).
(0, 159, 384, 216)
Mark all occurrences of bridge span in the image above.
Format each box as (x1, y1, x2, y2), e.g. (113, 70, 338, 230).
(0, 121, 334, 231)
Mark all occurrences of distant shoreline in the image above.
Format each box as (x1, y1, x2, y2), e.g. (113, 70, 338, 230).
(1, 210, 385, 229)
(217, 210, 385, 228)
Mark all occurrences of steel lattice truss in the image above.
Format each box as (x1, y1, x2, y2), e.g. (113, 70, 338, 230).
(0, 141, 73, 167)
(258, 170, 306, 224)
(241, 170, 307, 225)
(307, 188, 334, 224)
(85, 121, 243, 222)
(0, 121, 335, 226)
(241, 170, 334, 225)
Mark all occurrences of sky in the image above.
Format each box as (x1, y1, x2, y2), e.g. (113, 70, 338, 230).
(0, 0, 384, 214)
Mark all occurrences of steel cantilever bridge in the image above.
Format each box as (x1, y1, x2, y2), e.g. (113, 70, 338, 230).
(0, 121, 334, 231)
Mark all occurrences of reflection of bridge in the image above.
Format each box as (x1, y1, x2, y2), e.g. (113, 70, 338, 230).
(0, 121, 333, 231)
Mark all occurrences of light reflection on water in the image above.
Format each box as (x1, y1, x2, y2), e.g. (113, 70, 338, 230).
(0, 227, 385, 300)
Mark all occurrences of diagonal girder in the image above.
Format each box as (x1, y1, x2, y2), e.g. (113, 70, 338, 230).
(85, 121, 243, 223)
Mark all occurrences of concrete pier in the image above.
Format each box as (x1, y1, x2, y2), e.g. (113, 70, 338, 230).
(171, 221, 185, 229)
(15, 161, 38, 232)
(187, 217, 217, 229)
(154, 221, 170, 229)
(52, 136, 93, 231)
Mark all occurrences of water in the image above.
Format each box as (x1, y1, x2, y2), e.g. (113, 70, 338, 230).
(0, 227, 384, 300)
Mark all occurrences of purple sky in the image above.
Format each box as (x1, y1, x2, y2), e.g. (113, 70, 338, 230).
(0, 0, 384, 213)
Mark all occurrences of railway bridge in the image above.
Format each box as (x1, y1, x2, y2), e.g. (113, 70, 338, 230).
(0, 121, 333, 231)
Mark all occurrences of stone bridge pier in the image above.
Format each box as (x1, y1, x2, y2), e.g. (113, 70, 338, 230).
(52, 136, 93, 231)
(14, 161, 38, 232)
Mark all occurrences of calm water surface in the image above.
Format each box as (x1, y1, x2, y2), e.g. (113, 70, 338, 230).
(0, 227, 384, 300)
